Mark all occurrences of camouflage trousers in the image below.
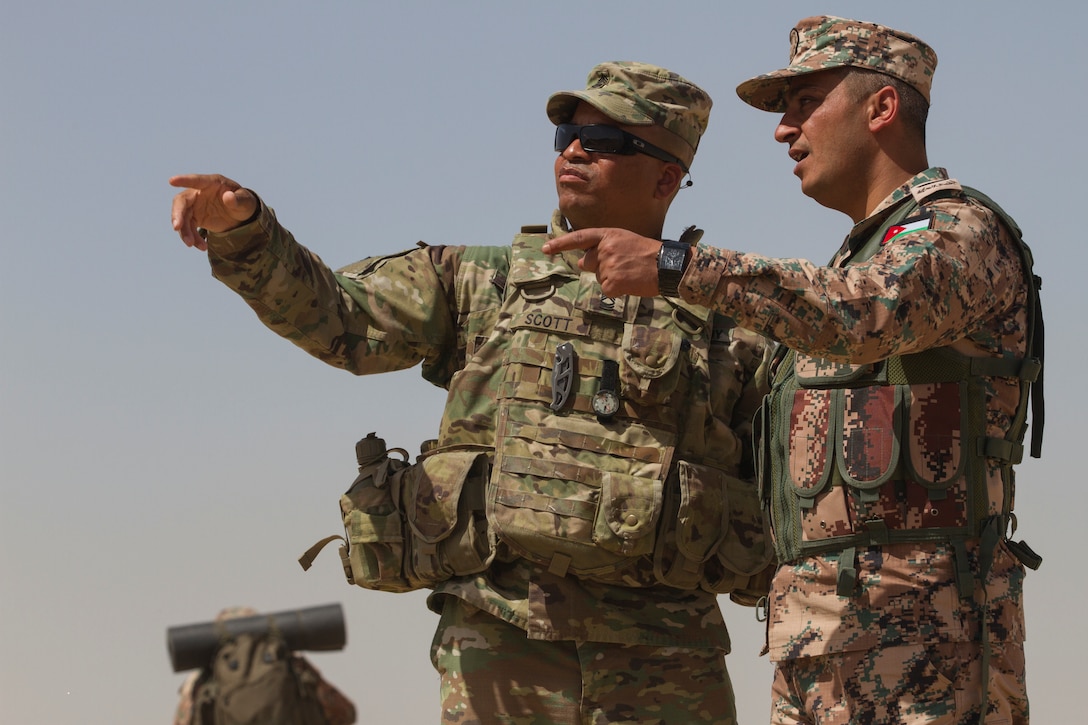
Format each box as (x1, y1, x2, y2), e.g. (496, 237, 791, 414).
(429, 596, 737, 725)
(770, 641, 1028, 724)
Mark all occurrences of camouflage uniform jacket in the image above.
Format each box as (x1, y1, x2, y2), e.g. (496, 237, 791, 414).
(680, 168, 1033, 661)
(204, 207, 769, 650)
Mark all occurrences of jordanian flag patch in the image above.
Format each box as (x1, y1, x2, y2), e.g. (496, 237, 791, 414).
(881, 212, 932, 245)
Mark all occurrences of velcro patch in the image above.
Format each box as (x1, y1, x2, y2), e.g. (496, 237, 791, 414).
(910, 177, 961, 203)
(881, 212, 933, 246)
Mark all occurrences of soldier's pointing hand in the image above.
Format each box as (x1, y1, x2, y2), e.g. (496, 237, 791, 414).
(543, 228, 663, 298)
(169, 173, 259, 251)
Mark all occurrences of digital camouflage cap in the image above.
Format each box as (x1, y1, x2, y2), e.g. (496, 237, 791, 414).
(736, 16, 938, 112)
(547, 61, 712, 158)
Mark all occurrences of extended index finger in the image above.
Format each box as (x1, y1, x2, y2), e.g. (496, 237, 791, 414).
(168, 173, 237, 191)
(541, 228, 605, 255)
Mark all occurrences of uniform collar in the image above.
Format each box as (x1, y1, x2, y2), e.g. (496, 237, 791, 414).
(849, 167, 947, 241)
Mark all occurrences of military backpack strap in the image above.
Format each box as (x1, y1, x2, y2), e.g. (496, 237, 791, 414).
(920, 185, 1045, 725)
(950, 186, 1044, 460)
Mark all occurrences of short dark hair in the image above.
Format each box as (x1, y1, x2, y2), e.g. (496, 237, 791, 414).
(843, 68, 929, 142)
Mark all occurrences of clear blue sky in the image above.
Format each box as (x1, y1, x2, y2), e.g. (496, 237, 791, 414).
(3, 2, 1084, 723)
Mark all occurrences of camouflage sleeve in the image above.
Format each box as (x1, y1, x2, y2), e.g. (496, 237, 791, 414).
(205, 200, 462, 384)
(681, 197, 1024, 364)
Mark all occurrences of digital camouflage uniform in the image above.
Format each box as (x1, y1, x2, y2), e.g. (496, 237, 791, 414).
(200, 62, 772, 725)
(685, 165, 1038, 723)
(676, 17, 1042, 725)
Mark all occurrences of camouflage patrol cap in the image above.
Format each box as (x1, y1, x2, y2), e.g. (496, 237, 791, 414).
(736, 16, 938, 112)
(547, 61, 712, 156)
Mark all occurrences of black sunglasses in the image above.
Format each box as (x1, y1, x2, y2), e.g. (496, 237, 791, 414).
(555, 123, 689, 173)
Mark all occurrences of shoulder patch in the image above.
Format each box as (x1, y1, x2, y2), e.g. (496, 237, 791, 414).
(881, 212, 933, 246)
(520, 224, 548, 234)
(910, 177, 962, 203)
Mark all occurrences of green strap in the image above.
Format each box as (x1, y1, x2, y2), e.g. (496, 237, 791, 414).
(1005, 538, 1043, 570)
(962, 186, 1045, 460)
(977, 518, 1002, 596)
(836, 546, 857, 597)
(863, 519, 890, 546)
(973, 517, 1004, 725)
(952, 539, 973, 600)
(298, 534, 345, 572)
(977, 621, 992, 725)
(978, 437, 1024, 465)
(969, 355, 1040, 382)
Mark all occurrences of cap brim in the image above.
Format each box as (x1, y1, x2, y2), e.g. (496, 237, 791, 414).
(736, 68, 811, 112)
(546, 90, 657, 127)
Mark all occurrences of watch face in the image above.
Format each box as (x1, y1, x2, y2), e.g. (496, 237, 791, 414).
(660, 246, 687, 271)
(592, 390, 620, 419)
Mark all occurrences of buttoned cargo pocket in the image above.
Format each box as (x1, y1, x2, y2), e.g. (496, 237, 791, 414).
(402, 449, 495, 584)
(620, 325, 684, 405)
(594, 470, 662, 555)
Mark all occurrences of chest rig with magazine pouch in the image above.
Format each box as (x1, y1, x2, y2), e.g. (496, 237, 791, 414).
(758, 180, 1044, 600)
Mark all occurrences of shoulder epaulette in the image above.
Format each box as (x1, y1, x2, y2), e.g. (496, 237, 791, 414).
(910, 177, 963, 204)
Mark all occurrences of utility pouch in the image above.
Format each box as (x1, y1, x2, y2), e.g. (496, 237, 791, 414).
(338, 433, 415, 592)
(653, 461, 729, 590)
(652, 461, 775, 599)
(400, 448, 495, 584)
(703, 463, 776, 602)
(300, 435, 496, 593)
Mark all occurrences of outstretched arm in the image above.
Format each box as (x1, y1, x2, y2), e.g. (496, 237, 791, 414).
(544, 210, 1024, 365)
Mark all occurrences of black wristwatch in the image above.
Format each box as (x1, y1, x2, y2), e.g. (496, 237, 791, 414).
(657, 239, 689, 298)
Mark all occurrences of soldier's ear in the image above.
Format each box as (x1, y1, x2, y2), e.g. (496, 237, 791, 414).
(867, 85, 898, 133)
(654, 162, 686, 199)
